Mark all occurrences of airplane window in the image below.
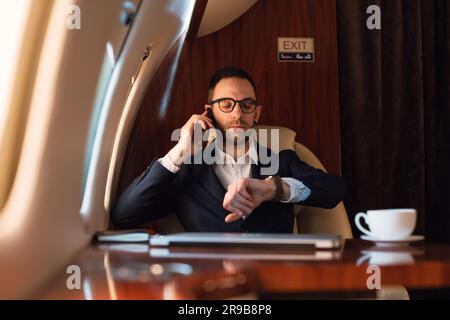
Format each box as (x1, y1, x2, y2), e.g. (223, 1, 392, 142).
(80, 43, 116, 217)
(79, 0, 141, 220)
(0, 0, 33, 210)
(104, 45, 152, 213)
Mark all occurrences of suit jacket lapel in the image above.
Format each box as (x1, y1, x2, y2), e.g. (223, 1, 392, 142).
(251, 143, 272, 180)
(196, 145, 226, 204)
(251, 163, 262, 180)
(200, 164, 226, 204)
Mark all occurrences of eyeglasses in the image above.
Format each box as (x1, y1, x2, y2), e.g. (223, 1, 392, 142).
(208, 97, 258, 114)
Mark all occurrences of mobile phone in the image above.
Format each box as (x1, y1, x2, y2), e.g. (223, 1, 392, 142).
(205, 107, 219, 144)
(206, 107, 219, 129)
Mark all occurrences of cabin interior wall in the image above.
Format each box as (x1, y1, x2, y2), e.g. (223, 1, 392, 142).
(118, 0, 342, 196)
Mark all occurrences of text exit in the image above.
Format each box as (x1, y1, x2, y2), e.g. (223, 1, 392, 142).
(277, 37, 315, 62)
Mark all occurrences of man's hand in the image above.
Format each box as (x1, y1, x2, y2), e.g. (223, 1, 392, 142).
(167, 111, 214, 167)
(223, 178, 277, 223)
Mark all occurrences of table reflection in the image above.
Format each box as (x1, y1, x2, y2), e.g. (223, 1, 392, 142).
(39, 239, 450, 300)
(356, 246, 425, 266)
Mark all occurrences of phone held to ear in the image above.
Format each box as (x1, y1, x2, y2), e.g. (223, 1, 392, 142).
(206, 108, 219, 144)
(206, 107, 219, 129)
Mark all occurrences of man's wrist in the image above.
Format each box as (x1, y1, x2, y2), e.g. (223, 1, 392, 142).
(265, 178, 277, 201)
(265, 175, 289, 202)
(167, 144, 184, 168)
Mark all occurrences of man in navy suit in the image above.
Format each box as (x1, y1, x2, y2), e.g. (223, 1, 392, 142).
(111, 67, 346, 233)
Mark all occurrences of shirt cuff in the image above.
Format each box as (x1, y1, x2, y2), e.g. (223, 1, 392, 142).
(158, 154, 181, 173)
(280, 177, 311, 203)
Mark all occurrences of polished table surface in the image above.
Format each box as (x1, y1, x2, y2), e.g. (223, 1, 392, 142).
(39, 238, 450, 299)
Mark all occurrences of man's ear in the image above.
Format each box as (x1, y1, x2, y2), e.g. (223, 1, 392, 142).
(254, 105, 262, 124)
(204, 104, 210, 112)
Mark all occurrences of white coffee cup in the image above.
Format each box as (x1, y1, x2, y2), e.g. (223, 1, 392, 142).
(355, 209, 417, 240)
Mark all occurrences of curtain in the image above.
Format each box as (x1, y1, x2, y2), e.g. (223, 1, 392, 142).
(337, 0, 450, 242)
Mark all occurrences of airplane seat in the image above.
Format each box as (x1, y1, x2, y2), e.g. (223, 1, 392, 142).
(292, 142, 353, 238)
(256, 125, 353, 238)
(155, 125, 352, 239)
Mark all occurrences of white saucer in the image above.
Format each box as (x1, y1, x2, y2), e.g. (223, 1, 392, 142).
(361, 235, 425, 247)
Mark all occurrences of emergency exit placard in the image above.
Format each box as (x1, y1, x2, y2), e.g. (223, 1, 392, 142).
(278, 37, 315, 62)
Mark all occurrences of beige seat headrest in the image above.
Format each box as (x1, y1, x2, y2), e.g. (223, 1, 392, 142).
(255, 125, 296, 151)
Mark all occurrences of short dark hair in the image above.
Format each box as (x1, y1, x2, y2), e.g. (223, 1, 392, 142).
(208, 67, 257, 102)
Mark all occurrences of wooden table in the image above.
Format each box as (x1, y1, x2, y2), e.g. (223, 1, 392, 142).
(39, 239, 450, 299)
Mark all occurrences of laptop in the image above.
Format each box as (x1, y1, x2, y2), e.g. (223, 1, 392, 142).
(149, 248, 341, 261)
(149, 232, 341, 249)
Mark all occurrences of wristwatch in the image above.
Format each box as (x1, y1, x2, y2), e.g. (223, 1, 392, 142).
(265, 175, 284, 202)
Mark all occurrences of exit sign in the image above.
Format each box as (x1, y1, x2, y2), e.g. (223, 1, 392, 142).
(277, 37, 315, 62)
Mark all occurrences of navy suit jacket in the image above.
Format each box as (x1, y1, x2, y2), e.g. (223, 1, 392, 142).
(111, 146, 346, 233)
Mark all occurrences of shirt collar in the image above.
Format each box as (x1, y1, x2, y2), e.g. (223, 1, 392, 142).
(213, 135, 258, 165)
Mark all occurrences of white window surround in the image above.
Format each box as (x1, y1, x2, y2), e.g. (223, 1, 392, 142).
(0, 0, 196, 299)
(0, 0, 35, 211)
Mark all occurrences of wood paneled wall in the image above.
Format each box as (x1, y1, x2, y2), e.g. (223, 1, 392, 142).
(118, 0, 341, 194)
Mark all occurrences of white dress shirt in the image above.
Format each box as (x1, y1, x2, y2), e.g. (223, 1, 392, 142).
(158, 139, 311, 203)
